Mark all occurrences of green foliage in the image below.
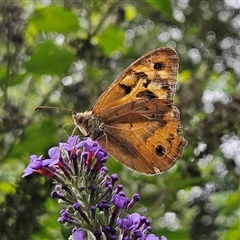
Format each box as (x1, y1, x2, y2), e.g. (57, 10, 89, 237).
(26, 40, 75, 76)
(98, 24, 126, 55)
(146, 0, 174, 21)
(0, 1, 240, 240)
(28, 5, 79, 34)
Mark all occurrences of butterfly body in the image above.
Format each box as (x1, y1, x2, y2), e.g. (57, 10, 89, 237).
(73, 111, 105, 140)
(73, 47, 187, 175)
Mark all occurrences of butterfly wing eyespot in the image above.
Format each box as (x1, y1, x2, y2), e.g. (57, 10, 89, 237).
(155, 145, 165, 156)
(153, 62, 164, 70)
(74, 47, 187, 174)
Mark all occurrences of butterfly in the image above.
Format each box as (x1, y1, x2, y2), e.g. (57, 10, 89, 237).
(72, 47, 187, 175)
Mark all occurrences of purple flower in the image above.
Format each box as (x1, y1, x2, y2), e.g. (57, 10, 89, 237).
(94, 230, 102, 239)
(59, 136, 82, 151)
(161, 236, 168, 240)
(117, 213, 141, 230)
(127, 193, 140, 211)
(146, 234, 161, 240)
(90, 205, 96, 216)
(73, 202, 81, 210)
(23, 136, 164, 239)
(145, 234, 167, 240)
(51, 191, 63, 199)
(133, 229, 142, 238)
(46, 146, 61, 166)
(23, 155, 43, 176)
(113, 194, 129, 209)
(115, 184, 123, 194)
(80, 138, 108, 163)
(89, 184, 96, 192)
(111, 173, 119, 186)
(72, 228, 85, 240)
(98, 200, 110, 211)
(80, 138, 98, 152)
(58, 210, 74, 224)
(94, 147, 108, 162)
(117, 217, 132, 230)
(117, 213, 162, 239)
(22, 155, 55, 177)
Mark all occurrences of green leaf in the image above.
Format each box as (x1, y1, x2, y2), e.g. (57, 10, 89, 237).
(29, 6, 79, 34)
(146, 0, 174, 20)
(26, 40, 75, 76)
(97, 25, 126, 56)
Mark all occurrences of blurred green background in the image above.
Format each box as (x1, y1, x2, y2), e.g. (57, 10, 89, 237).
(0, 1, 240, 239)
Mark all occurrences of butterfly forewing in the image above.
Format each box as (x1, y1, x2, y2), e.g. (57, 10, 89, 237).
(92, 47, 178, 114)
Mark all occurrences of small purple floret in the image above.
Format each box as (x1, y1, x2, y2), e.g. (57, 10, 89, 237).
(60, 136, 82, 151)
(47, 146, 61, 166)
(146, 234, 161, 240)
(113, 194, 129, 209)
(72, 227, 85, 240)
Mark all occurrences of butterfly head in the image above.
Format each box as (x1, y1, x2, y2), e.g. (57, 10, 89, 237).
(72, 111, 92, 137)
(72, 111, 105, 140)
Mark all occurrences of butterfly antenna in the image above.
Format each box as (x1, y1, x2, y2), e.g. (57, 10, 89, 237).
(35, 105, 77, 114)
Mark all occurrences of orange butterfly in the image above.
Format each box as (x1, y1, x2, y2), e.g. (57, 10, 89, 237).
(73, 47, 187, 175)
